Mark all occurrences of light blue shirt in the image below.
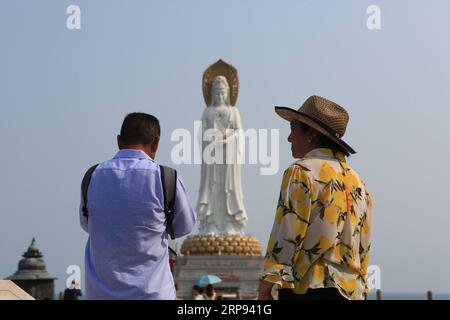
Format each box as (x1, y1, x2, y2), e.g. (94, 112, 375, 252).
(79, 149, 197, 300)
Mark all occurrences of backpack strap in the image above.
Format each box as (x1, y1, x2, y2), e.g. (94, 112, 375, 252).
(81, 163, 178, 244)
(160, 165, 177, 240)
(81, 164, 99, 219)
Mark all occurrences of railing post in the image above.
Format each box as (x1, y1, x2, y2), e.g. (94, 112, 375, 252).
(376, 289, 383, 300)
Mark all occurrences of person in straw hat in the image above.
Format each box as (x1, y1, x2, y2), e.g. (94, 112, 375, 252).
(258, 95, 373, 300)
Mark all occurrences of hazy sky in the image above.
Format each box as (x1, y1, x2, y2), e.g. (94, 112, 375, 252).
(1, 0, 450, 294)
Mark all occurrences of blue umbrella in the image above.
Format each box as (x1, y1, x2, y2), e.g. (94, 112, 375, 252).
(194, 274, 222, 286)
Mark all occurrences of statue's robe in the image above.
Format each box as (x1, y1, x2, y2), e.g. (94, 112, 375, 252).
(197, 105, 247, 235)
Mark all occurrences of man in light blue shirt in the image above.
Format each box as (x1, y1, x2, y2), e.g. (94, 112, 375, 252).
(79, 112, 197, 299)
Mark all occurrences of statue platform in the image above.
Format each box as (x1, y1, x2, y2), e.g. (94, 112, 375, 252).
(174, 235, 264, 300)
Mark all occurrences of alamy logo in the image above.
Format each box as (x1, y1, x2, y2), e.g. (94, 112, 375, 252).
(366, 5, 381, 30)
(66, 265, 81, 289)
(367, 265, 381, 290)
(170, 122, 280, 176)
(66, 5, 81, 30)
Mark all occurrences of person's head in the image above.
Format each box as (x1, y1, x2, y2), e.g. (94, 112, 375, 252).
(206, 284, 215, 296)
(192, 285, 200, 296)
(117, 112, 161, 159)
(211, 75, 230, 107)
(198, 288, 205, 295)
(288, 120, 350, 159)
(276, 95, 355, 158)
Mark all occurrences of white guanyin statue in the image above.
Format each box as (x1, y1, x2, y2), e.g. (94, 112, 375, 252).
(197, 60, 248, 236)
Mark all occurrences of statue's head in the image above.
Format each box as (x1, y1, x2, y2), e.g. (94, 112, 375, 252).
(211, 75, 230, 106)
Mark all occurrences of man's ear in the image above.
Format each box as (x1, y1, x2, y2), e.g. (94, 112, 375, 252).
(117, 135, 124, 149)
(307, 128, 320, 144)
(151, 135, 160, 152)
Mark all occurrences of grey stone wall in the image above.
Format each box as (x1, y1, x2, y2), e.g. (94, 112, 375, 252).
(173, 255, 264, 300)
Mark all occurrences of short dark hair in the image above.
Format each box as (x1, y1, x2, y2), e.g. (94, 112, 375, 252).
(206, 284, 214, 296)
(297, 121, 350, 157)
(120, 112, 160, 146)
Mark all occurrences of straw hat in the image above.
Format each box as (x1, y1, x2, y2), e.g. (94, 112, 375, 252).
(275, 95, 356, 154)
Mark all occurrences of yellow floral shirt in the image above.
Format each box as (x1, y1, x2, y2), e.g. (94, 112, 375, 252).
(261, 148, 373, 300)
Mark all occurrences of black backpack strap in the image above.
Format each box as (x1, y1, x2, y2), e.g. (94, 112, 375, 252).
(81, 164, 99, 219)
(160, 165, 177, 240)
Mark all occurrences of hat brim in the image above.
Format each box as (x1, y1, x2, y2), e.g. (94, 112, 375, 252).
(275, 106, 356, 154)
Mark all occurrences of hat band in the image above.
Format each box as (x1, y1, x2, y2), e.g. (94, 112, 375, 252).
(295, 110, 343, 139)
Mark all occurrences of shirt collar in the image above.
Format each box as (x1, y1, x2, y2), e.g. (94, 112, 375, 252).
(113, 149, 153, 161)
(303, 148, 346, 162)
